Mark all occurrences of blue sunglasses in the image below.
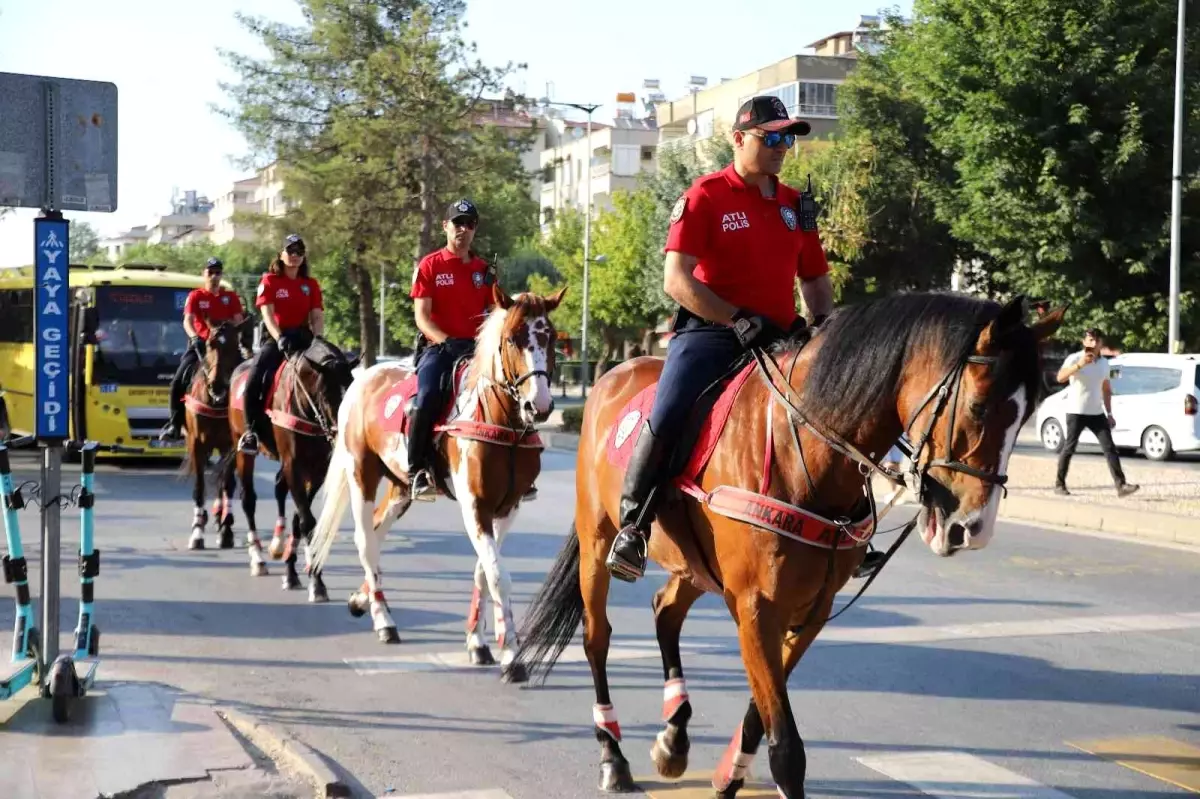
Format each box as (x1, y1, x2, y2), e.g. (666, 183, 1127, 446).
(749, 130, 796, 149)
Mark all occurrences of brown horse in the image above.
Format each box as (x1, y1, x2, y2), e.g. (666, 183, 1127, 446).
(512, 292, 1064, 798)
(218, 336, 357, 601)
(307, 284, 565, 678)
(179, 320, 250, 553)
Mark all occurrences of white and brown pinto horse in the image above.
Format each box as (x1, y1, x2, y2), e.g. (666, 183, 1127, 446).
(308, 283, 566, 681)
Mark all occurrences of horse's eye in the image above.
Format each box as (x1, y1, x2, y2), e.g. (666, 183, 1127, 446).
(969, 400, 987, 420)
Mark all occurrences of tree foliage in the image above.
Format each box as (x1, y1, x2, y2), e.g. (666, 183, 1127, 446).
(895, 0, 1200, 349)
(218, 0, 538, 362)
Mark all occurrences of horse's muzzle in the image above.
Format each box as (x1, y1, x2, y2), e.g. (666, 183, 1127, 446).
(525, 399, 552, 425)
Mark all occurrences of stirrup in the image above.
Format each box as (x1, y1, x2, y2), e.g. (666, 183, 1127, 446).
(238, 432, 258, 453)
(159, 423, 181, 441)
(605, 528, 648, 583)
(409, 469, 435, 502)
(522, 484, 538, 501)
(854, 550, 885, 580)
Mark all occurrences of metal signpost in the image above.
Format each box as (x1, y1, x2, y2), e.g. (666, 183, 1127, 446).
(0, 70, 118, 721)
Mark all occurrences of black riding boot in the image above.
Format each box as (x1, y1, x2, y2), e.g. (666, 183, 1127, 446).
(406, 404, 438, 501)
(606, 424, 669, 583)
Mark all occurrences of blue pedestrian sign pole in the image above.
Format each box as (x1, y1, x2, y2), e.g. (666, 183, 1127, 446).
(34, 215, 69, 441)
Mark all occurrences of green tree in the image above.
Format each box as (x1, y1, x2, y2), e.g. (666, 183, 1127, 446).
(218, 0, 535, 364)
(68, 220, 103, 262)
(899, 0, 1200, 349)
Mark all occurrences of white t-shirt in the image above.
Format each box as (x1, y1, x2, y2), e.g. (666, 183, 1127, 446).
(1062, 351, 1110, 415)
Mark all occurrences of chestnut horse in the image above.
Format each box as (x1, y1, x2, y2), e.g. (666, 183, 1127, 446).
(217, 336, 357, 600)
(307, 284, 566, 680)
(178, 320, 251, 553)
(512, 293, 1064, 798)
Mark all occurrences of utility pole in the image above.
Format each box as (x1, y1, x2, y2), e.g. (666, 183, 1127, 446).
(1168, 0, 1187, 353)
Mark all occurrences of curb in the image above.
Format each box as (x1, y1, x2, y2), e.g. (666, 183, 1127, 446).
(541, 428, 1198, 549)
(215, 706, 351, 798)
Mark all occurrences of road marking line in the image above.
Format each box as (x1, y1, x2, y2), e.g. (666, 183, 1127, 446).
(345, 611, 1200, 674)
(344, 642, 725, 676)
(635, 770, 777, 797)
(817, 611, 1200, 646)
(388, 787, 511, 791)
(856, 751, 1076, 798)
(1066, 735, 1200, 793)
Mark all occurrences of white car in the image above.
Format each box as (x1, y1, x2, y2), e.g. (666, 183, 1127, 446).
(1036, 352, 1200, 461)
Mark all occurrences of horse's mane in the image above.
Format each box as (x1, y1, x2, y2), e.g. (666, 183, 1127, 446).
(780, 292, 1039, 434)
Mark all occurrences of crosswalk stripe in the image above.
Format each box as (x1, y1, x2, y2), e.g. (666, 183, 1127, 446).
(1066, 735, 1200, 793)
(388, 787, 511, 791)
(633, 770, 777, 797)
(855, 751, 1077, 798)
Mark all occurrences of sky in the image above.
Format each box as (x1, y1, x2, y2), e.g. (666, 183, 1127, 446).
(0, 0, 912, 267)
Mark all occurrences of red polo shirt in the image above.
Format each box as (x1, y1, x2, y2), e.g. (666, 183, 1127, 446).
(410, 248, 494, 340)
(184, 288, 244, 340)
(255, 273, 324, 330)
(664, 164, 830, 330)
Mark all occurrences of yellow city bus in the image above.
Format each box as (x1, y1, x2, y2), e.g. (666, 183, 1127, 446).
(0, 263, 240, 458)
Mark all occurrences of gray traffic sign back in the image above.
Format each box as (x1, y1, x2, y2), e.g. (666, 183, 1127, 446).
(0, 71, 118, 213)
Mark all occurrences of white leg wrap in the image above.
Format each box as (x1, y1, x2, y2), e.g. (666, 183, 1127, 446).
(593, 703, 622, 742)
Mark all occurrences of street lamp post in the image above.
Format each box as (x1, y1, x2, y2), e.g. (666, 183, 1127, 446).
(1168, 0, 1187, 354)
(583, 254, 607, 395)
(539, 97, 602, 392)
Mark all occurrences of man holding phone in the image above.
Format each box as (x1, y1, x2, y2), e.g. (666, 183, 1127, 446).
(1054, 328, 1139, 497)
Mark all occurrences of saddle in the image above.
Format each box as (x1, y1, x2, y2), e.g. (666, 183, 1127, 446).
(375, 357, 546, 450)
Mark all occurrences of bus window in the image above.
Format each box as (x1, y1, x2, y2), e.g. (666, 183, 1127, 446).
(91, 286, 190, 386)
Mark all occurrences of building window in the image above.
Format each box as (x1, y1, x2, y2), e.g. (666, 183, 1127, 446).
(798, 82, 838, 117)
(641, 146, 655, 161)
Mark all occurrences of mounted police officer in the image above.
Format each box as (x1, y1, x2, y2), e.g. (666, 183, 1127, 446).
(606, 96, 835, 583)
(408, 199, 499, 500)
(160, 257, 245, 440)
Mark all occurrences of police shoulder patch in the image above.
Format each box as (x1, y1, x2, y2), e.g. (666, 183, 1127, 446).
(670, 195, 687, 224)
(780, 206, 798, 231)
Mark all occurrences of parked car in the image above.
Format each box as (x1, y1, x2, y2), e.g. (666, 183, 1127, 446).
(1036, 352, 1200, 461)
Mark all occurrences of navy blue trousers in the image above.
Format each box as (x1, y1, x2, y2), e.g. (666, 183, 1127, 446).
(415, 338, 474, 411)
(648, 324, 745, 446)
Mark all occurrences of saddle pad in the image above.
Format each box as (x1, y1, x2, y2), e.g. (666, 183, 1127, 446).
(230, 361, 290, 412)
(606, 361, 756, 483)
(377, 362, 469, 436)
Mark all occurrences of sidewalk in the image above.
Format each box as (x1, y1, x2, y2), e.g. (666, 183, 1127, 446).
(0, 681, 328, 798)
(539, 430, 1199, 548)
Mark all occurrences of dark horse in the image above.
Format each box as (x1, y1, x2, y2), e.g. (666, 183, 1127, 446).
(512, 293, 1064, 798)
(217, 336, 357, 601)
(179, 321, 250, 553)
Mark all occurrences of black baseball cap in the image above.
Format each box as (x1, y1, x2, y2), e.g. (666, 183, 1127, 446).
(205, 257, 223, 272)
(283, 234, 305, 253)
(732, 96, 811, 136)
(446, 199, 479, 223)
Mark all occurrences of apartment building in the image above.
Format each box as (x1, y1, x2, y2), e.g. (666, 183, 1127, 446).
(537, 105, 658, 227)
(207, 163, 290, 245)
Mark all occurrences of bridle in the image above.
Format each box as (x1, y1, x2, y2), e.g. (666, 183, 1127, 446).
(752, 326, 1013, 505)
(199, 324, 239, 406)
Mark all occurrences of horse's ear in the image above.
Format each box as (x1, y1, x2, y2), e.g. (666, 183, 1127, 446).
(492, 282, 514, 310)
(544, 284, 568, 311)
(976, 295, 1028, 353)
(1030, 305, 1067, 343)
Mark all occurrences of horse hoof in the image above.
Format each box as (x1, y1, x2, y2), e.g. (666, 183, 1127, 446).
(650, 736, 688, 780)
(268, 537, 285, 560)
(500, 662, 528, 684)
(347, 595, 366, 618)
(309, 585, 329, 603)
(219, 531, 234, 549)
(378, 627, 401, 644)
(189, 537, 204, 551)
(252, 563, 268, 577)
(468, 645, 495, 666)
(714, 778, 745, 799)
(598, 760, 637, 793)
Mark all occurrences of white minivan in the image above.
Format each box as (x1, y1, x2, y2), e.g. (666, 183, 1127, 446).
(1036, 352, 1200, 461)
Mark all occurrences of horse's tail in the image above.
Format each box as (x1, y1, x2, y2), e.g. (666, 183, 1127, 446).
(307, 439, 352, 575)
(511, 525, 583, 685)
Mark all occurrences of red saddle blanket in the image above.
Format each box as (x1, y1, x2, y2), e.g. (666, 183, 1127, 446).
(375, 363, 544, 449)
(606, 362, 755, 484)
(231, 361, 290, 413)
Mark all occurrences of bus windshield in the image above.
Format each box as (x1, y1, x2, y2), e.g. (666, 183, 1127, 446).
(92, 285, 192, 386)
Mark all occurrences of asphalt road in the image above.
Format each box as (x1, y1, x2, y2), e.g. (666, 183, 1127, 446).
(1, 448, 1198, 799)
